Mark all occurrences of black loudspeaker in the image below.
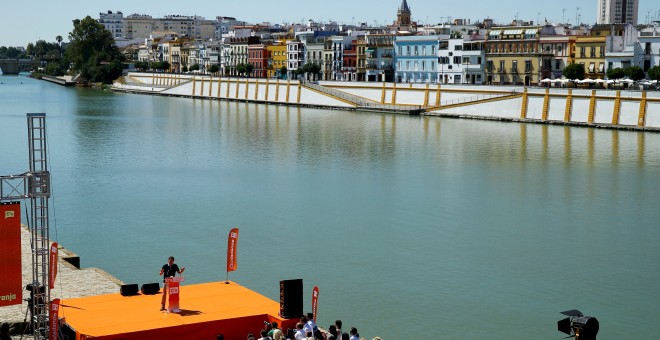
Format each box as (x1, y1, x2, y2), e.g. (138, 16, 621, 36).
(280, 279, 303, 318)
(141, 283, 160, 295)
(120, 284, 139, 296)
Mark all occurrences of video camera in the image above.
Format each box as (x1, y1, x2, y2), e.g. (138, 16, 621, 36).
(557, 309, 599, 340)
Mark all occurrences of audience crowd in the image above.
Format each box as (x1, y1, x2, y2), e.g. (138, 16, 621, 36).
(218, 312, 382, 340)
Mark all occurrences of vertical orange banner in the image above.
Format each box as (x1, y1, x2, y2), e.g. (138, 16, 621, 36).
(49, 298, 60, 339)
(227, 228, 239, 273)
(0, 202, 22, 307)
(49, 242, 58, 289)
(312, 286, 319, 322)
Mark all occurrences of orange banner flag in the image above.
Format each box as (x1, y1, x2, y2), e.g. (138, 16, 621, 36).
(0, 202, 22, 307)
(49, 242, 58, 289)
(227, 228, 239, 273)
(312, 286, 319, 322)
(49, 298, 60, 339)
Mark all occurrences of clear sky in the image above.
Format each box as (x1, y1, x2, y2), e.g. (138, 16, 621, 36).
(1, 0, 658, 47)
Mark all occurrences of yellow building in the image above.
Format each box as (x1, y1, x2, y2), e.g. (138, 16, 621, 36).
(485, 27, 542, 86)
(267, 42, 288, 78)
(571, 36, 606, 79)
(356, 37, 367, 81)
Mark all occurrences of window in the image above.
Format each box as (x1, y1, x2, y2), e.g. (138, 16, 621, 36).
(580, 47, 585, 58)
(454, 45, 462, 51)
(453, 56, 461, 64)
(398, 46, 402, 55)
(406, 61, 410, 70)
(407, 46, 410, 55)
(462, 57, 470, 64)
(422, 61, 425, 71)
(590, 47, 595, 58)
(422, 46, 426, 55)
(414, 46, 418, 55)
(431, 45, 436, 55)
(499, 60, 505, 71)
(525, 60, 532, 72)
(512, 60, 518, 72)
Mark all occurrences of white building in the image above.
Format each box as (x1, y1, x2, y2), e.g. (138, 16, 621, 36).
(638, 24, 660, 73)
(99, 11, 124, 39)
(597, 0, 639, 25)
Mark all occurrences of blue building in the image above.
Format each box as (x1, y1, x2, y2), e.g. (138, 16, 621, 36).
(394, 35, 440, 83)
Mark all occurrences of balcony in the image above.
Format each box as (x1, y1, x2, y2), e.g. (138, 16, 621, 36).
(497, 68, 506, 73)
(510, 68, 518, 73)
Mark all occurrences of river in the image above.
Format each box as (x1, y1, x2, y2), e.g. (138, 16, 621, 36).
(1, 75, 659, 339)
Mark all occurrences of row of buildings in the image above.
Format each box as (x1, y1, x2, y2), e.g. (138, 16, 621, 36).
(112, 0, 660, 85)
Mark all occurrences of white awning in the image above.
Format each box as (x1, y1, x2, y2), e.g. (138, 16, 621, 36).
(599, 63, 604, 72)
(525, 29, 538, 35)
(503, 29, 523, 35)
(488, 31, 500, 36)
(589, 64, 595, 72)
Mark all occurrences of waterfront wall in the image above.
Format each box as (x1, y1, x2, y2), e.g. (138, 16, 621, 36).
(113, 74, 660, 130)
(115, 73, 354, 109)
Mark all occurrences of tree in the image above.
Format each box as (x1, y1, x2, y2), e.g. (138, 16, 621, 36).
(563, 63, 585, 81)
(648, 66, 660, 81)
(189, 63, 200, 71)
(182, 65, 188, 73)
(606, 67, 625, 80)
(209, 64, 219, 74)
(624, 66, 645, 81)
(66, 16, 124, 83)
(279, 66, 287, 79)
(244, 63, 253, 77)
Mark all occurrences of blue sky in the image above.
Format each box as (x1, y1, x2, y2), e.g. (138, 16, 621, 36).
(1, 0, 657, 47)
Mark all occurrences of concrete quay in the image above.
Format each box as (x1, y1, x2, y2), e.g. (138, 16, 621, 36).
(0, 227, 121, 336)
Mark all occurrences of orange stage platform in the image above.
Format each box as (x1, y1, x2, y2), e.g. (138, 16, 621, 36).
(59, 281, 297, 340)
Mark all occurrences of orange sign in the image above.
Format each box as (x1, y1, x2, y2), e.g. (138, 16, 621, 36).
(0, 202, 22, 307)
(312, 286, 319, 322)
(227, 228, 239, 272)
(50, 242, 58, 289)
(50, 298, 60, 339)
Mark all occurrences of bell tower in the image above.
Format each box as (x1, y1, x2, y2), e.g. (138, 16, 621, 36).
(396, 0, 412, 27)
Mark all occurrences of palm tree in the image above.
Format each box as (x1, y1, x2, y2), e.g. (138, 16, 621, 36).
(56, 35, 63, 57)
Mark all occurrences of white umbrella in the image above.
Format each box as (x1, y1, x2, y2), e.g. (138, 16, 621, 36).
(540, 78, 552, 83)
(553, 78, 564, 83)
(621, 79, 634, 84)
(582, 78, 595, 83)
(594, 78, 604, 83)
(605, 79, 615, 84)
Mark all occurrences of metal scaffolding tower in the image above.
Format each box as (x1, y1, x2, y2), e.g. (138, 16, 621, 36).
(0, 113, 51, 339)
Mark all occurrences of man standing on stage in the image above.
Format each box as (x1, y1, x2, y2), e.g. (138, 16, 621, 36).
(160, 256, 185, 311)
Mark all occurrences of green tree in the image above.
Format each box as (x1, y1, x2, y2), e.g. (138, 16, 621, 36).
(563, 63, 585, 80)
(606, 67, 625, 80)
(623, 66, 645, 81)
(279, 66, 287, 79)
(245, 63, 253, 77)
(189, 63, 200, 71)
(648, 66, 660, 81)
(66, 16, 124, 83)
(236, 63, 246, 76)
(209, 64, 219, 74)
(182, 65, 188, 73)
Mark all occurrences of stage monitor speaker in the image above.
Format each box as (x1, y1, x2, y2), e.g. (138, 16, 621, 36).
(120, 284, 139, 296)
(280, 279, 303, 318)
(141, 282, 160, 295)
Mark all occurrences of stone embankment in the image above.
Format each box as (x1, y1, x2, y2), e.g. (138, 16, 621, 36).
(0, 226, 121, 336)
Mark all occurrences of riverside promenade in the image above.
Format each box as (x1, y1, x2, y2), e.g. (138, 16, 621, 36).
(0, 227, 121, 336)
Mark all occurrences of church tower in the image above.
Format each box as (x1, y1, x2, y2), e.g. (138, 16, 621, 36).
(396, 0, 412, 27)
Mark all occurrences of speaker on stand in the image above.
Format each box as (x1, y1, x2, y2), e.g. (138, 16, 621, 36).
(279, 279, 303, 319)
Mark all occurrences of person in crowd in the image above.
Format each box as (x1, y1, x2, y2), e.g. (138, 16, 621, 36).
(294, 322, 306, 340)
(159, 256, 185, 311)
(326, 325, 338, 340)
(313, 329, 325, 340)
(272, 328, 284, 340)
(334, 320, 343, 338)
(285, 328, 296, 340)
(268, 321, 279, 338)
(304, 312, 318, 334)
(349, 327, 359, 340)
(340, 333, 349, 340)
(258, 329, 272, 340)
(305, 331, 314, 340)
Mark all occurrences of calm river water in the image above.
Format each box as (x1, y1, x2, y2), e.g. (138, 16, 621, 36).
(1, 75, 659, 339)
